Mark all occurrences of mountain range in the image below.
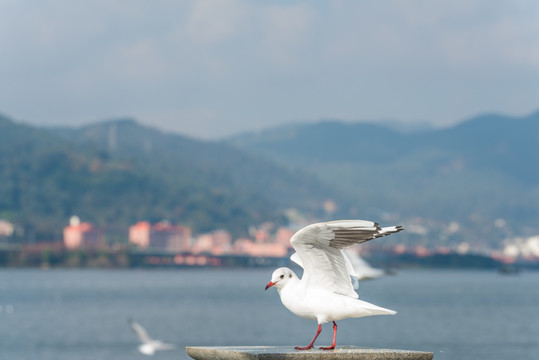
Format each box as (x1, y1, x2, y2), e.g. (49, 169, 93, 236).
(228, 110, 539, 244)
(0, 114, 334, 241)
(1, 109, 538, 246)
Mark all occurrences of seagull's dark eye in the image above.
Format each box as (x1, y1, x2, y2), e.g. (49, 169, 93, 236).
(289, 274, 292, 278)
(280, 274, 284, 279)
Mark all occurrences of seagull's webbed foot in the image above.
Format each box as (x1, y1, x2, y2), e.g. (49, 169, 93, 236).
(319, 345, 335, 350)
(295, 324, 322, 351)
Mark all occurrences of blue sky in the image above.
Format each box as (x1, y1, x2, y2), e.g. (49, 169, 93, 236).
(1, 0, 538, 139)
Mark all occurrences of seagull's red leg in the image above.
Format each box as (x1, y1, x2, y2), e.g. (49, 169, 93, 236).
(295, 324, 322, 350)
(319, 321, 337, 350)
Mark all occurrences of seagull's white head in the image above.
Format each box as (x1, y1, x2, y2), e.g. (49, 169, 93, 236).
(265, 267, 297, 291)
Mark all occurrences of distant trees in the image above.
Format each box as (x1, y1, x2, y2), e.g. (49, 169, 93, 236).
(1, 115, 332, 243)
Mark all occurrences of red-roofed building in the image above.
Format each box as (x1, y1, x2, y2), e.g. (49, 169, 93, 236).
(233, 238, 288, 257)
(192, 230, 232, 254)
(129, 221, 151, 248)
(0, 219, 15, 245)
(129, 221, 192, 252)
(275, 227, 295, 247)
(63, 217, 104, 249)
(0, 220, 14, 237)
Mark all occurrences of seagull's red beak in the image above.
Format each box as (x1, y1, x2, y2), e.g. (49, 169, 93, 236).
(265, 281, 276, 290)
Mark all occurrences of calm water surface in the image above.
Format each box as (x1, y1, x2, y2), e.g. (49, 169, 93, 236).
(1, 268, 538, 360)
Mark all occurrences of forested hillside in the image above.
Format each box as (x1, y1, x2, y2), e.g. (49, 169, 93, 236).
(229, 111, 539, 234)
(3, 109, 539, 246)
(0, 115, 335, 241)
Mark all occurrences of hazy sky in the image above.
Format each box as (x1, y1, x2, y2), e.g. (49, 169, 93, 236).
(1, 1, 538, 139)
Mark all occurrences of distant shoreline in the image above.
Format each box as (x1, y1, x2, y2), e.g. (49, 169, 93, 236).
(2, 246, 537, 270)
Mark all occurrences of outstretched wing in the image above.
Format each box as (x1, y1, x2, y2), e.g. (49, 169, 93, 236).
(290, 220, 403, 298)
(129, 319, 153, 344)
(291, 248, 360, 289)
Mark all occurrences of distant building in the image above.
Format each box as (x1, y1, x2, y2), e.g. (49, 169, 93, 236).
(193, 230, 232, 254)
(275, 227, 295, 247)
(63, 216, 104, 249)
(0, 220, 14, 237)
(0, 220, 15, 237)
(129, 221, 151, 248)
(233, 238, 288, 257)
(0, 219, 15, 245)
(503, 235, 539, 260)
(129, 221, 192, 252)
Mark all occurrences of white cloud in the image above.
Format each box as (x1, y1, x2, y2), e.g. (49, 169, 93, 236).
(184, 0, 245, 44)
(257, 3, 315, 67)
(0, 0, 538, 138)
(64, 38, 168, 95)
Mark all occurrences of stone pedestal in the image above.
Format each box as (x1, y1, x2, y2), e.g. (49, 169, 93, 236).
(185, 346, 433, 360)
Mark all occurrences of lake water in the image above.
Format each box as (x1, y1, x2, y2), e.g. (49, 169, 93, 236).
(1, 268, 538, 360)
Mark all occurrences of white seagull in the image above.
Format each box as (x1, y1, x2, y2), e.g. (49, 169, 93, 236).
(265, 220, 403, 350)
(344, 248, 387, 282)
(128, 319, 176, 356)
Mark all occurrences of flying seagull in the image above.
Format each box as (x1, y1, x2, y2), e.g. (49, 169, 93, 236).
(265, 220, 403, 350)
(343, 248, 387, 282)
(128, 318, 175, 356)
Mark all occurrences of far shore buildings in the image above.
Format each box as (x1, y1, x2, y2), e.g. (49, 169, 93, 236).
(63, 217, 297, 258)
(0, 220, 14, 238)
(129, 221, 192, 252)
(128, 221, 294, 258)
(192, 229, 232, 254)
(0, 219, 15, 245)
(56, 217, 539, 264)
(232, 225, 294, 257)
(63, 216, 104, 250)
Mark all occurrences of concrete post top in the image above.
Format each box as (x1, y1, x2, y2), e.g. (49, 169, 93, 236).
(185, 346, 434, 360)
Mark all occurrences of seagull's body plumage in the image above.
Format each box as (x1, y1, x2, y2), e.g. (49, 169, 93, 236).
(128, 319, 175, 356)
(265, 220, 403, 350)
